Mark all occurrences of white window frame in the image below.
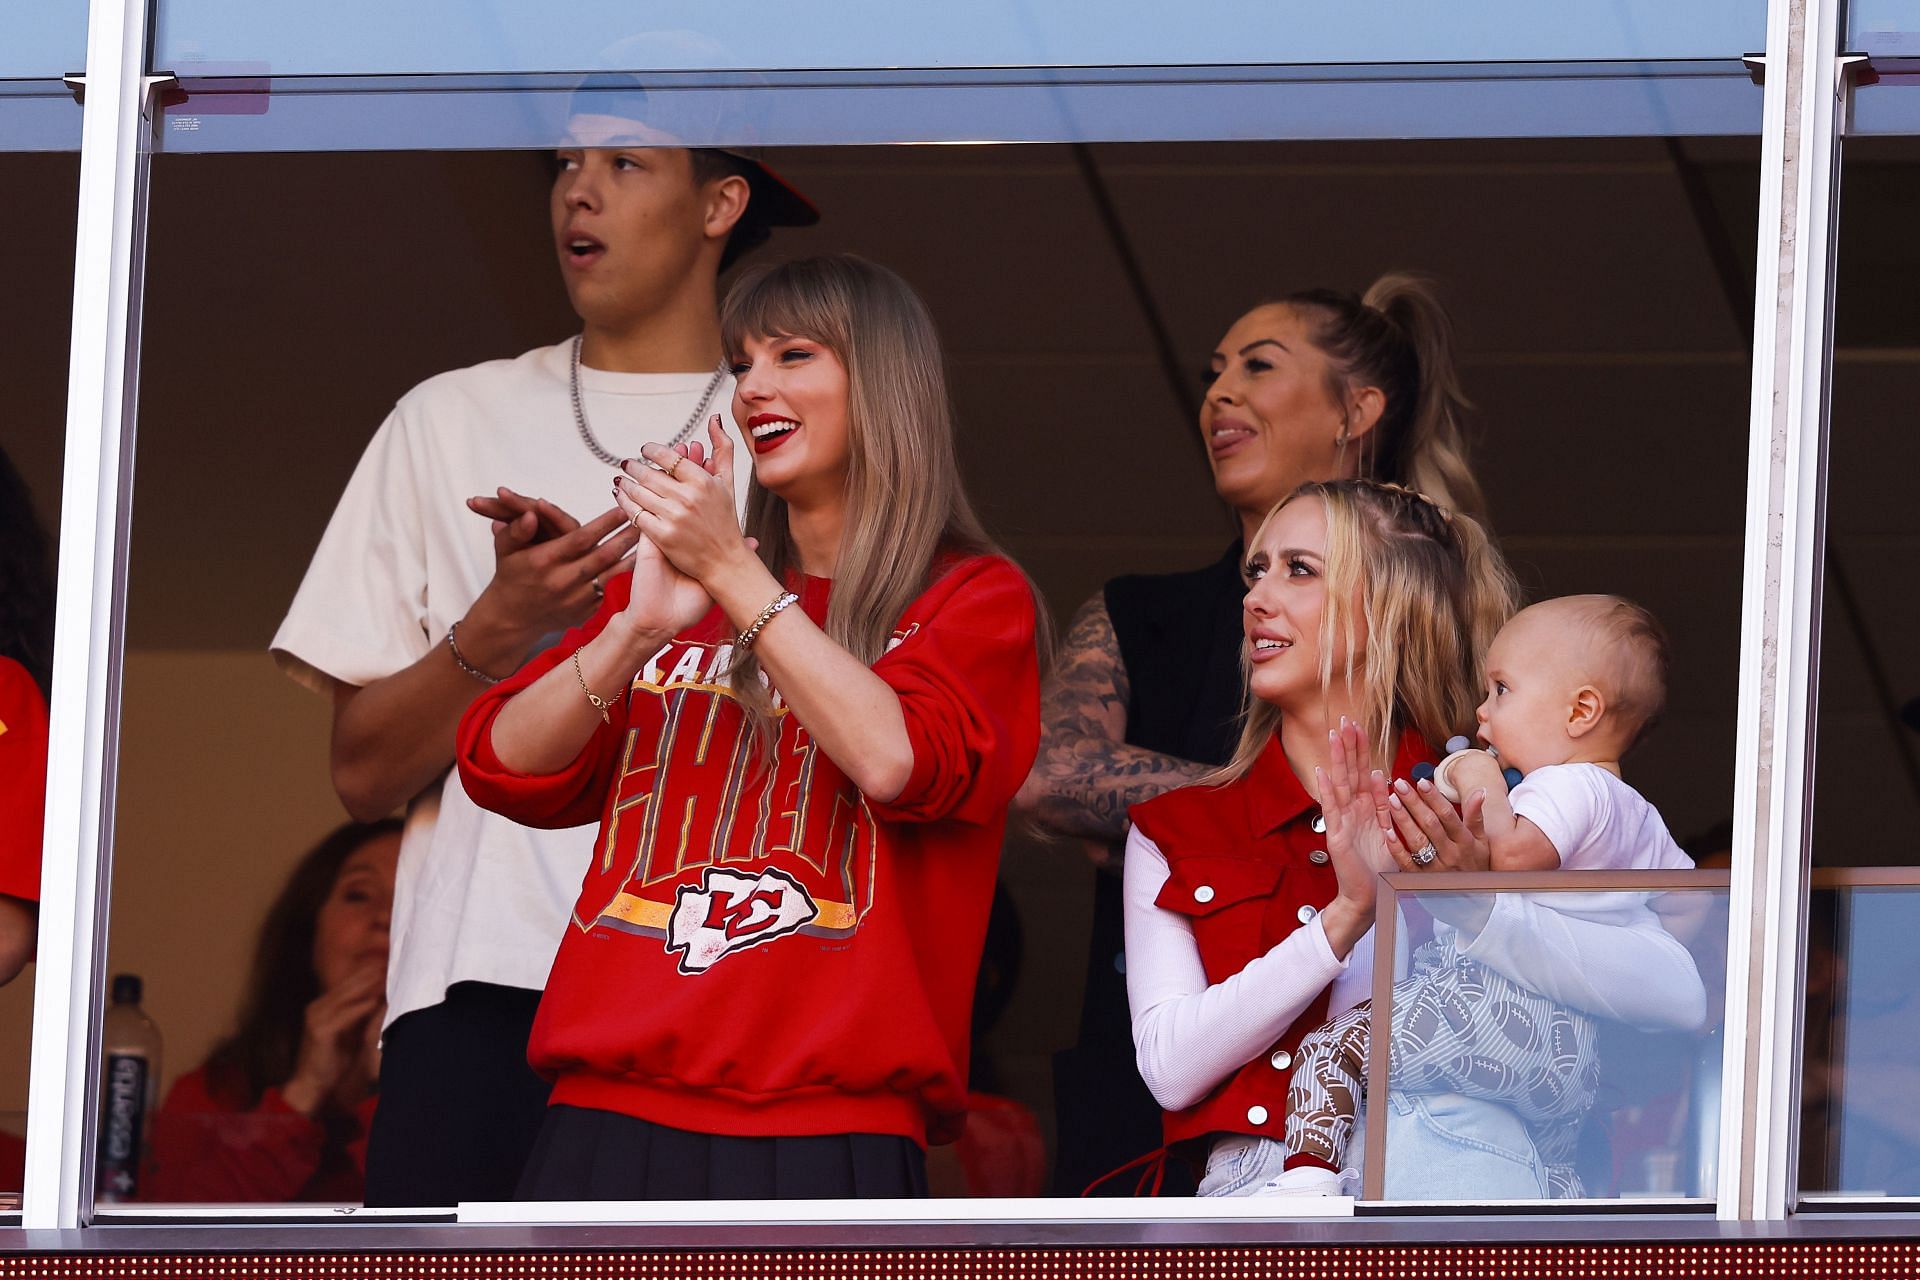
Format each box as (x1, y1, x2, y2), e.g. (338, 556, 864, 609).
(1716, 0, 1847, 1223)
(18, 0, 1859, 1234)
(21, 0, 153, 1232)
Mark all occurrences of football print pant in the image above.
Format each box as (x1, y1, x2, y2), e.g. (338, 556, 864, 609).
(1285, 938, 1600, 1198)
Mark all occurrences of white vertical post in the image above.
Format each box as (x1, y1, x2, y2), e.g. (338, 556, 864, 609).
(1716, 0, 1846, 1224)
(20, 0, 153, 1232)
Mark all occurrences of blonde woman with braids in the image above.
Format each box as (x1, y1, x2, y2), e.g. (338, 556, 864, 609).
(456, 255, 1042, 1200)
(1029, 274, 1491, 1193)
(1121, 481, 1707, 1199)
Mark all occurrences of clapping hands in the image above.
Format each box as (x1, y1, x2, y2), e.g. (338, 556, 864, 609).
(1314, 719, 1400, 924)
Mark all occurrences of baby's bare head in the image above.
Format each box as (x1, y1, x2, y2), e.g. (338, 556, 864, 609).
(1511, 595, 1669, 752)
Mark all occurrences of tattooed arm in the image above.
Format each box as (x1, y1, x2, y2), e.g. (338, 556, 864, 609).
(1014, 593, 1213, 852)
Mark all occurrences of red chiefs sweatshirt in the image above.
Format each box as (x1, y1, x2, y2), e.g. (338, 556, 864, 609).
(457, 555, 1039, 1147)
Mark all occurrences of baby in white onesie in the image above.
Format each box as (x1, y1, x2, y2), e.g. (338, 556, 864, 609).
(1272, 594, 1693, 1197)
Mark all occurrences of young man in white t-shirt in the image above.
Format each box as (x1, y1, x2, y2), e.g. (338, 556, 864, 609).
(272, 97, 817, 1205)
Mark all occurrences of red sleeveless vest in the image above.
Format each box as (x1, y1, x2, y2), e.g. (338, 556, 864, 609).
(1128, 729, 1436, 1155)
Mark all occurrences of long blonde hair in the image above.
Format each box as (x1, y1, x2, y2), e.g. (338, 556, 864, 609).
(1212, 479, 1518, 783)
(719, 254, 1041, 746)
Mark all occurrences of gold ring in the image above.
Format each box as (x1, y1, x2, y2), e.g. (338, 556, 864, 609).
(665, 454, 684, 480)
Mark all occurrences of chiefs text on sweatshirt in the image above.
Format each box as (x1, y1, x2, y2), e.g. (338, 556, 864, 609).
(457, 555, 1039, 1147)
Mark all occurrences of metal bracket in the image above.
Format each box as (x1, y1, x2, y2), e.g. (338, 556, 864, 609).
(1742, 51, 1874, 87)
(61, 72, 182, 114)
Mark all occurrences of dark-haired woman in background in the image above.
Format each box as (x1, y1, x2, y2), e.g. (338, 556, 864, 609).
(0, 444, 56, 989)
(1019, 275, 1492, 1193)
(146, 820, 400, 1202)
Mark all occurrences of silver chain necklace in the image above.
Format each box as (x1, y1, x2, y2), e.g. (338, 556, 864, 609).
(569, 334, 727, 468)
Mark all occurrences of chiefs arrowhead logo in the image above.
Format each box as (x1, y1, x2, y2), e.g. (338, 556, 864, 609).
(666, 866, 819, 974)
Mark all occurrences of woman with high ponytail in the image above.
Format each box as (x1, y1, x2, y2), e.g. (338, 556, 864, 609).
(1341, 273, 1486, 521)
(1022, 274, 1497, 1194)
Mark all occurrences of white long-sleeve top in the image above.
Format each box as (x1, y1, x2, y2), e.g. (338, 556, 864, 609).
(1123, 826, 1708, 1113)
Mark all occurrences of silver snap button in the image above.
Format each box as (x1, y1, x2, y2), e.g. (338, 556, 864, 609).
(1193, 885, 1215, 904)
(1247, 1105, 1270, 1126)
(1311, 814, 1327, 833)
(1297, 905, 1318, 924)
(1270, 1050, 1292, 1071)
(1308, 849, 1329, 866)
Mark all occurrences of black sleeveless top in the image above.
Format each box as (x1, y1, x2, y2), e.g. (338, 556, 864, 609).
(1104, 542, 1248, 766)
(1051, 542, 1247, 1195)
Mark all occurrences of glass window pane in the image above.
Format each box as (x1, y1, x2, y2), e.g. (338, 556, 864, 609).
(1849, 0, 1920, 56)
(147, 65, 1765, 155)
(1800, 134, 1920, 1202)
(1802, 884, 1920, 1197)
(104, 129, 1759, 1214)
(0, 0, 85, 151)
(1376, 885, 1730, 1202)
(151, 0, 1766, 78)
(1851, 71, 1920, 137)
(1, 1, 86, 79)
(0, 81, 82, 152)
(0, 151, 76, 1213)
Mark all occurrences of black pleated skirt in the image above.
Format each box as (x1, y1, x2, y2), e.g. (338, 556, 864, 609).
(515, 1104, 930, 1201)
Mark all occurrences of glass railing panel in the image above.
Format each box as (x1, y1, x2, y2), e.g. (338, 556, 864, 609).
(1371, 879, 1730, 1203)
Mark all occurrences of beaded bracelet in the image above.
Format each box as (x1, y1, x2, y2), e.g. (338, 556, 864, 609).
(446, 621, 504, 685)
(572, 650, 614, 724)
(737, 590, 800, 652)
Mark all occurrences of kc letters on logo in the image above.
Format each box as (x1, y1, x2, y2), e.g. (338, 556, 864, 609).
(667, 866, 819, 973)
(574, 636, 881, 971)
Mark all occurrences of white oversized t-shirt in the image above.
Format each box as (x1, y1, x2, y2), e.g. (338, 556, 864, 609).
(272, 340, 750, 1027)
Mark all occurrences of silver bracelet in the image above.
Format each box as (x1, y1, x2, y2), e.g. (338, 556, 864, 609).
(446, 621, 504, 685)
(736, 591, 800, 652)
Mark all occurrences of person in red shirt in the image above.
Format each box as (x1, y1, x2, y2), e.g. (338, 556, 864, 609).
(0, 444, 55, 991)
(0, 654, 47, 991)
(457, 254, 1043, 1200)
(146, 820, 400, 1202)
(0, 444, 54, 1194)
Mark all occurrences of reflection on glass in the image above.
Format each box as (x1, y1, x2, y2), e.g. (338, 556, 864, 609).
(108, 132, 1756, 1209)
(1374, 886, 1729, 1201)
(1849, 0, 1920, 55)
(1801, 887, 1920, 1197)
(151, 0, 1766, 78)
(1804, 138, 1920, 1196)
(148, 65, 1766, 155)
(0, 1, 86, 80)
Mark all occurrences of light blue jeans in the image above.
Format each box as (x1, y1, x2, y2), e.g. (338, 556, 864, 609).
(1198, 1091, 1550, 1200)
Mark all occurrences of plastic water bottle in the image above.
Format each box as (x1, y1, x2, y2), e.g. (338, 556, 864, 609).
(97, 974, 161, 1203)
